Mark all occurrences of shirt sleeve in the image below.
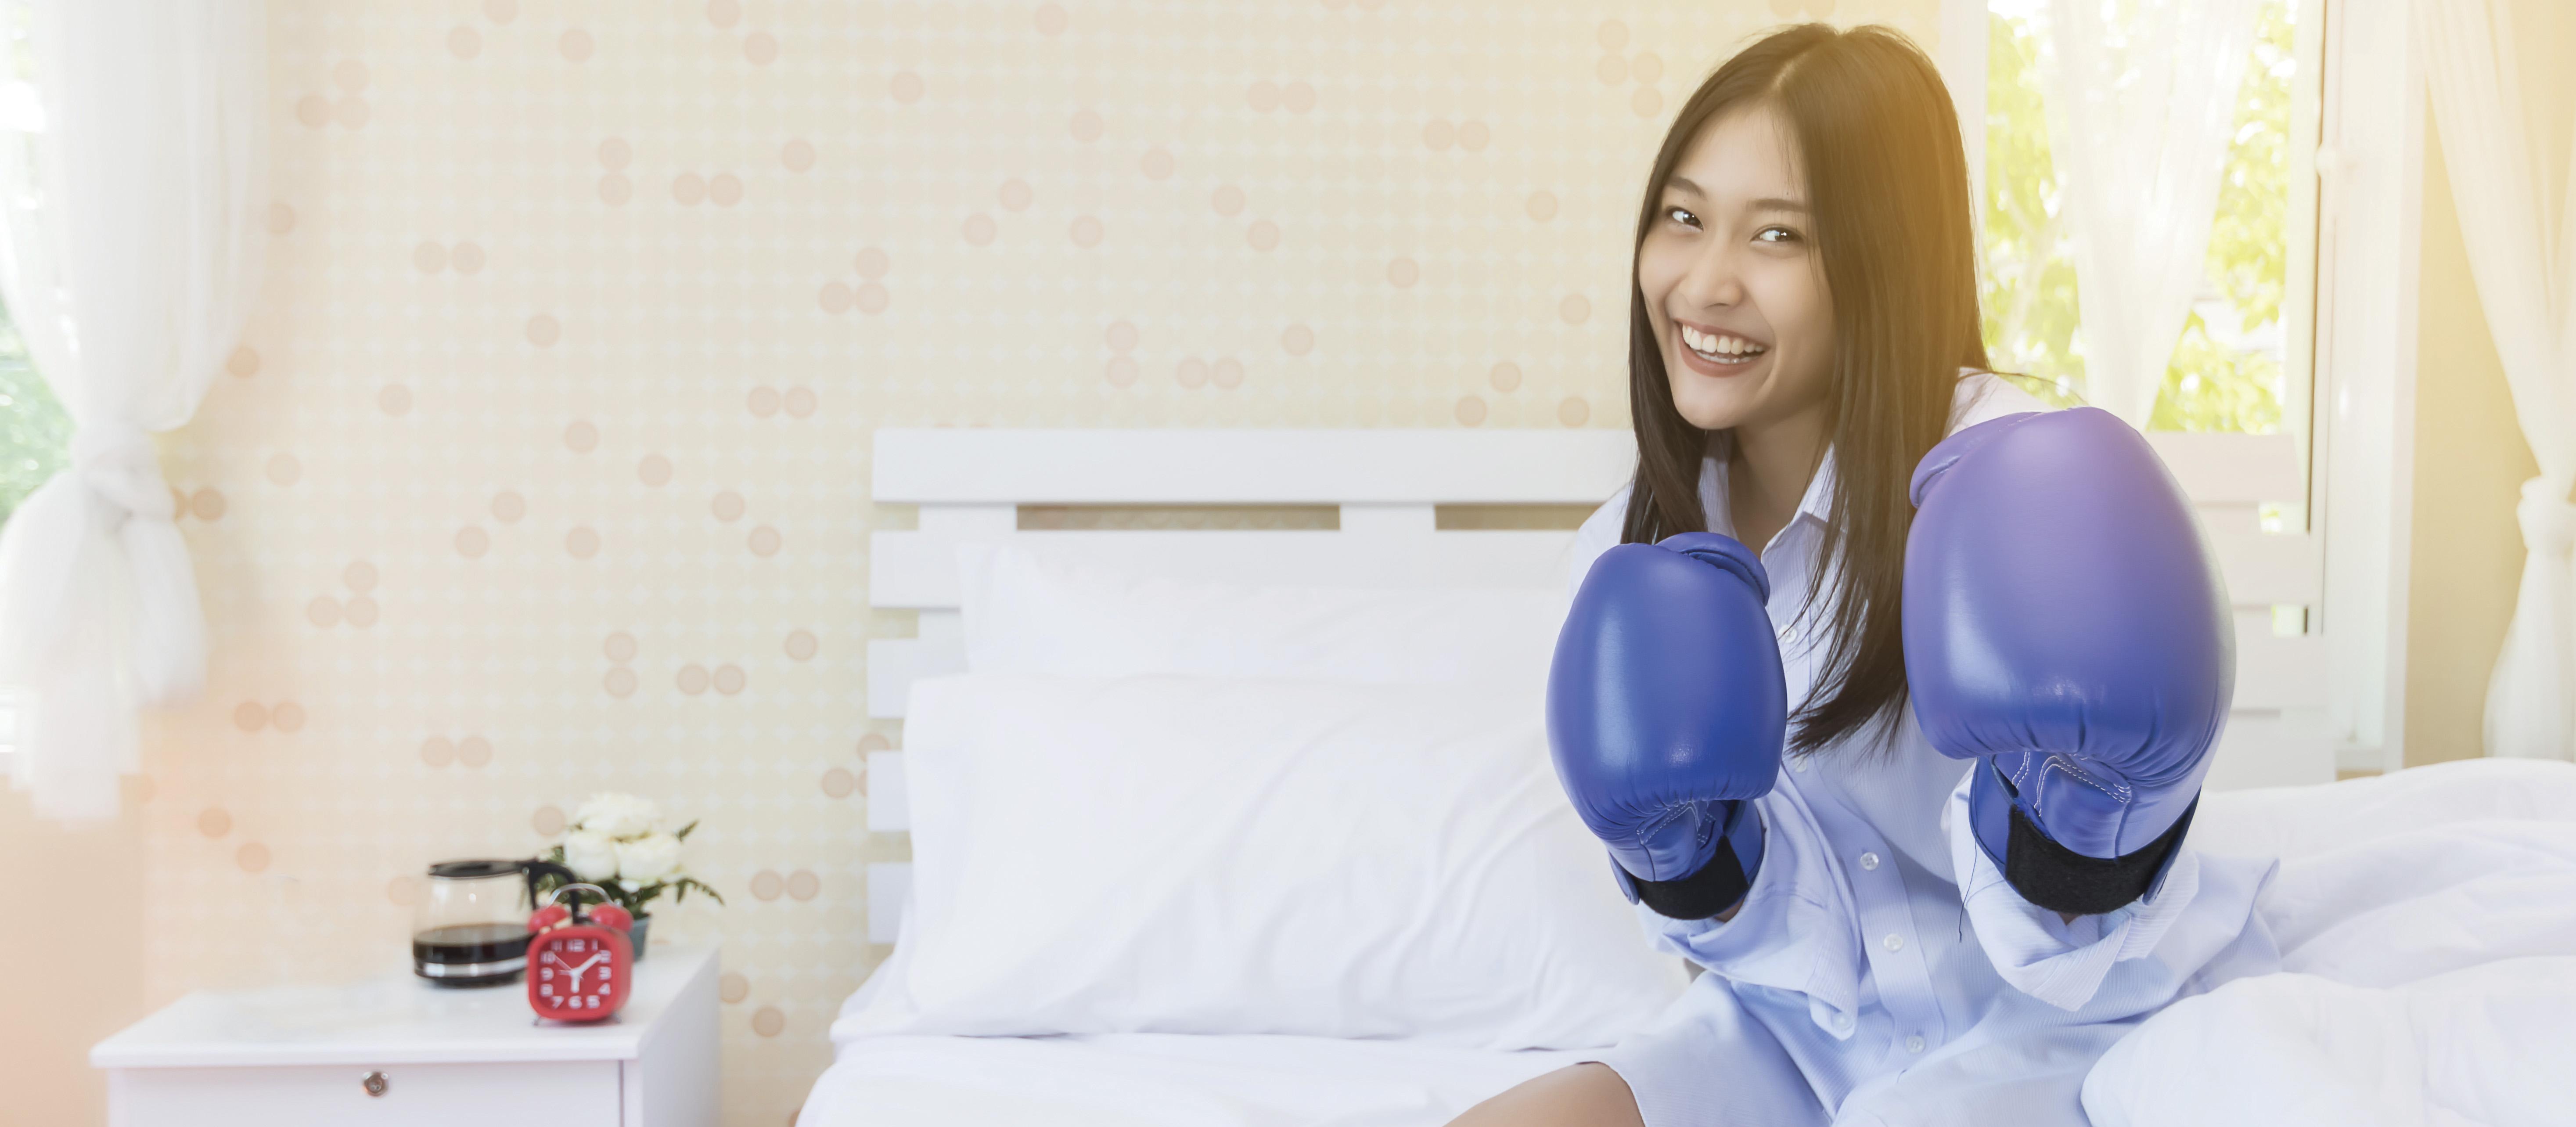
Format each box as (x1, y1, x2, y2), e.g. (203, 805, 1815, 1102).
(1947, 369, 2055, 433)
(1630, 785, 1869, 1038)
(1940, 767, 2259, 1011)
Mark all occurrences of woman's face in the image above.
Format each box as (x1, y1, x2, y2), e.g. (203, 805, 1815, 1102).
(1636, 103, 1835, 433)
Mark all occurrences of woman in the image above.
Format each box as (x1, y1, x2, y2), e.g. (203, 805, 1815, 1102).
(1452, 22, 2277, 1127)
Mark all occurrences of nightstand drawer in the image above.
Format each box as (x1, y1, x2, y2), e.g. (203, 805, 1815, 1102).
(107, 1059, 622, 1127)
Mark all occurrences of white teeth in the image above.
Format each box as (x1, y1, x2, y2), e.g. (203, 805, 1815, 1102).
(1680, 325, 1764, 360)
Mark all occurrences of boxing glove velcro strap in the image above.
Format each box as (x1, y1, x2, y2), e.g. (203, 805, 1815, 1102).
(2003, 794, 2199, 917)
(1628, 835, 1753, 921)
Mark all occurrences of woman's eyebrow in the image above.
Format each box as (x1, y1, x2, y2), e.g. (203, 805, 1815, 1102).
(1662, 178, 1809, 215)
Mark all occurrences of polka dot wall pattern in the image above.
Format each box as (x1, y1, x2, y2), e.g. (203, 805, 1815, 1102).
(144, 3, 1943, 1124)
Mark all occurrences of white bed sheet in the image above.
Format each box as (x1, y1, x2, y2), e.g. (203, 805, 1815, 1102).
(810, 760, 2576, 1127)
(796, 1030, 1596, 1127)
(2080, 757, 2576, 1127)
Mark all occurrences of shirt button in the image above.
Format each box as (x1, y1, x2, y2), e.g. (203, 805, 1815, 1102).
(1859, 852, 1880, 871)
(1907, 1034, 1927, 1054)
(1833, 1012, 1853, 1030)
(1882, 933, 1904, 953)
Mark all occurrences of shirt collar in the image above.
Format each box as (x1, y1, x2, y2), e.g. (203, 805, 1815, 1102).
(1793, 442, 1838, 526)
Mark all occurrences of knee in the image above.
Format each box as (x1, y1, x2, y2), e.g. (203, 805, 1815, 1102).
(1447, 1062, 1645, 1127)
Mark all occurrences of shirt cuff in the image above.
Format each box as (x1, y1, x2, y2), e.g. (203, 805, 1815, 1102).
(1638, 790, 1866, 1034)
(1944, 765, 2203, 1010)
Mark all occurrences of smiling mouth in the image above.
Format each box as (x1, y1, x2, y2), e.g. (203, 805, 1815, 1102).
(1674, 323, 1769, 369)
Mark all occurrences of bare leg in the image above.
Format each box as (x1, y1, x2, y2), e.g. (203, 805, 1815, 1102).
(1446, 1062, 1647, 1127)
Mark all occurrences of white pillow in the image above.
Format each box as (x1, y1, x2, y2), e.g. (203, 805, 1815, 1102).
(831, 671, 1687, 1050)
(957, 543, 1568, 690)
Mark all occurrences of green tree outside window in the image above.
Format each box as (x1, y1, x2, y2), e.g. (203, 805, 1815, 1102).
(1981, 1, 2297, 434)
(0, 301, 65, 528)
(0, 0, 58, 527)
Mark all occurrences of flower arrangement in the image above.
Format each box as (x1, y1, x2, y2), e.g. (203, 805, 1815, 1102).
(533, 792, 724, 921)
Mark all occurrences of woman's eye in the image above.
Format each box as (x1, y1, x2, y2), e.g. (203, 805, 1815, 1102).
(1665, 205, 1699, 229)
(1755, 225, 1802, 244)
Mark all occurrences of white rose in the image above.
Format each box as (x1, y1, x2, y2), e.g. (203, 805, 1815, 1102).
(615, 832, 682, 884)
(563, 829, 622, 882)
(574, 792, 662, 840)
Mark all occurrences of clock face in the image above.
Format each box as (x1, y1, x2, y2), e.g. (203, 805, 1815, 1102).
(532, 934, 619, 1013)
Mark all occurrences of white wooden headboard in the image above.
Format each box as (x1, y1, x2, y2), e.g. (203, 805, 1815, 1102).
(856, 428, 2324, 943)
(865, 429, 1636, 715)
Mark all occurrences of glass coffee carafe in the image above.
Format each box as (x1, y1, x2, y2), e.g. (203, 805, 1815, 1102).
(413, 858, 576, 987)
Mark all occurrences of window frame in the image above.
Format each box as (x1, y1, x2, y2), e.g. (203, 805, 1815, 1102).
(2304, 0, 2424, 774)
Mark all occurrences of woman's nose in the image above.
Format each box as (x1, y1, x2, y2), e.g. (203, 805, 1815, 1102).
(1674, 246, 1746, 309)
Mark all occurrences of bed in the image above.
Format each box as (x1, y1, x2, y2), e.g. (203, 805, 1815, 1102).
(796, 426, 2576, 1127)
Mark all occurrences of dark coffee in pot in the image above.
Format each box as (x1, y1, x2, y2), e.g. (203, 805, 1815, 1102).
(412, 922, 529, 988)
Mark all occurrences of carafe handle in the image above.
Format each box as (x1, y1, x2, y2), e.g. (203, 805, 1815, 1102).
(522, 859, 580, 910)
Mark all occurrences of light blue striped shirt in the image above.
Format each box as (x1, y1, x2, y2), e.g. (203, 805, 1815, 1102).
(1563, 372, 2284, 1125)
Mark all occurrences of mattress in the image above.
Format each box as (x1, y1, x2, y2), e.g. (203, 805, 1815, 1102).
(796, 1030, 1599, 1127)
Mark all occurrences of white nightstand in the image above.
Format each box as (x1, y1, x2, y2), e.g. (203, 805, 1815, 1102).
(90, 944, 720, 1127)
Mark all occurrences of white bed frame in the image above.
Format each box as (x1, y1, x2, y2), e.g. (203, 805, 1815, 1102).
(858, 428, 2325, 943)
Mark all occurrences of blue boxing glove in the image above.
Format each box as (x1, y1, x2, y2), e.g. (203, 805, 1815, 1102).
(1904, 407, 2234, 916)
(1547, 532, 1788, 920)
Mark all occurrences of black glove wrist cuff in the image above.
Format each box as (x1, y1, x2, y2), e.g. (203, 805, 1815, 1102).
(2004, 793, 2199, 916)
(1628, 835, 1752, 921)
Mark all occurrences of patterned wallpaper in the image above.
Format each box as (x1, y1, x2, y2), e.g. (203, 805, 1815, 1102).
(139, 0, 1942, 1122)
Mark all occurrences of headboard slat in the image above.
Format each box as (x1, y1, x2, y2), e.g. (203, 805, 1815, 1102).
(874, 429, 1637, 504)
(868, 529, 1585, 609)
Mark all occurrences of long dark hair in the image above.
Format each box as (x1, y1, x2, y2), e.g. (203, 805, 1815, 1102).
(1619, 24, 1990, 758)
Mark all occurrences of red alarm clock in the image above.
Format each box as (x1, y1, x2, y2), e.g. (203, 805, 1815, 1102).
(525, 883, 635, 1022)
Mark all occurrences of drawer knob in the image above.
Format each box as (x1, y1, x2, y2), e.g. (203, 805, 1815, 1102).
(361, 1070, 389, 1098)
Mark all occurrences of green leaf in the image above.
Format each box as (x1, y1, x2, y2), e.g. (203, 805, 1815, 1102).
(1981, 4, 2293, 433)
(677, 876, 725, 907)
(0, 306, 67, 530)
(676, 819, 698, 842)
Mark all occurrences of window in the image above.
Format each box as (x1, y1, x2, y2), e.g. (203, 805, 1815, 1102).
(0, 0, 50, 772)
(0, 298, 64, 528)
(0, 301, 43, 771)
(1979, 0, 2305, 435)
(0, 0, 60, 531)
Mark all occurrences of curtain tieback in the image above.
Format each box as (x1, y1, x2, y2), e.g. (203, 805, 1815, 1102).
(2515, 475, 2576, 558)
(69, 421, 173, 526)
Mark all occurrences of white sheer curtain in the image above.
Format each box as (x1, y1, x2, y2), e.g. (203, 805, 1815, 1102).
(0, 0, 268, 821)
(2419, 0, 2576, 762)
(2041, 0, 2263, 429)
